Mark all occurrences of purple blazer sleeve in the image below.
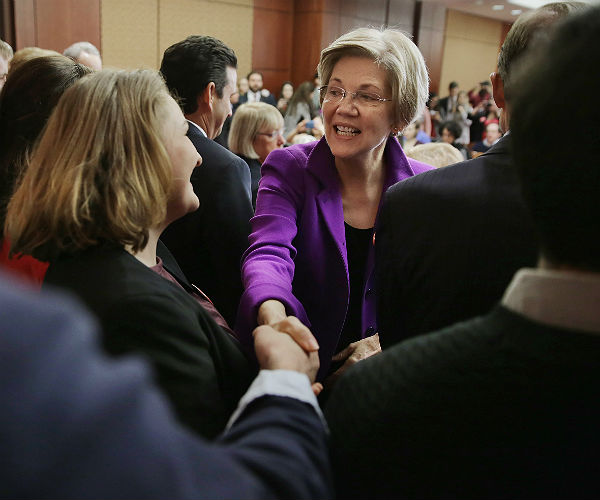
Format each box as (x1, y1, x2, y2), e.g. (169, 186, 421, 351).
(235, 146, 311, 350)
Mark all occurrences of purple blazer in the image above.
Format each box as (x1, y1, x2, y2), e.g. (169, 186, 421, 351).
(235, 136, 432, 378)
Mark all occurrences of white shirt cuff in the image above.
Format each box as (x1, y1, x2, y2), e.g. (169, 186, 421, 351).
(225, 370, 327, 431)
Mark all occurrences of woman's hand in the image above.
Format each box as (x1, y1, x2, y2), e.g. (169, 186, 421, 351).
(325, 333, 381, 388)
(311, 116, 325, 139)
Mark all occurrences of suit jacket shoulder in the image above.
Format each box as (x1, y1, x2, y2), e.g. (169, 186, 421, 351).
(160, 123, 253, 327)
(377, 136, 538, 343)
(44, 246, 255, 438)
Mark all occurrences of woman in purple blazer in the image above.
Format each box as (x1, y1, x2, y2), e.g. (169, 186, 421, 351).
(236, 27, 432, 382)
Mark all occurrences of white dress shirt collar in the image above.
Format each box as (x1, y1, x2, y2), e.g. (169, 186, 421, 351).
(187, 119, 207, 137)
(502, 268, 600, 334)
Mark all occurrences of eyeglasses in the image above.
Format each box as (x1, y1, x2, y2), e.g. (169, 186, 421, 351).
(320, 85, 392, 107)
(256, 129, 284, 139)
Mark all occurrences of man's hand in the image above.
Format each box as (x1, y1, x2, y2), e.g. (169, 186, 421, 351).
(253, 324, 322, 395)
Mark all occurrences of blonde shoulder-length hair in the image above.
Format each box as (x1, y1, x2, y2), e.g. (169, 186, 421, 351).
(317, 27, 429, 130)
(6, 69, 173, 261)
(229, 102, 283, 160)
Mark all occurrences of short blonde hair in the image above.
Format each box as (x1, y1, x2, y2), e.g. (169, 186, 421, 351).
(229, 102, 283, 159)
(6, 69, 173, 261)
(405, 142, 464, 168)
(317, 27, 429, 128)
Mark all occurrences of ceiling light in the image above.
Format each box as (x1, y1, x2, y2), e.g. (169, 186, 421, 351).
(511, 9, 523, 14)
(492, 4, 505, 10)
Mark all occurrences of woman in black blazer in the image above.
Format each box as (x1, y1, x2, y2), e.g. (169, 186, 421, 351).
(5, 69, 255, 439)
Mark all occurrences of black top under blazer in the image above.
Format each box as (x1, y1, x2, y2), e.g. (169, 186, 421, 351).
(160, 123, 254, 327)
(376, 135, 539, 345)
(44, 242, 255, 439)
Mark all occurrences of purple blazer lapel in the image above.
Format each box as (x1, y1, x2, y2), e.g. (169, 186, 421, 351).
(306, 139, 348, 274)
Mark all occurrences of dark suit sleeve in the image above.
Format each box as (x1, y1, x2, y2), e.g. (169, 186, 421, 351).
(1, 278, 332, 499)
(202, 153, 252, 324)
(101, 290, 248, 439)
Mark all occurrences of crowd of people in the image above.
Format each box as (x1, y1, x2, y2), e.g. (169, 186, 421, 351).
(1, 1, 599, 498)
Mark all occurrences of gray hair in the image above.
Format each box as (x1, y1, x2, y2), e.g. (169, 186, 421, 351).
(0, 39, 13, 60)
(317, 27, 429, 128)
(229, 102, 283, 159)
(63, 41, 100, 59)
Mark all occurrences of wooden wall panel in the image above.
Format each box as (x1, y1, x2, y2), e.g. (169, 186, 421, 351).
(35, 0, 100, 53)
(418, 1, 446, 94)
(13, 0, 35, 48)
(102, 0, 157, 69)
(388, 0, 416, 34)
(439, 10, 502, 95)
(252, 0, 293, 93)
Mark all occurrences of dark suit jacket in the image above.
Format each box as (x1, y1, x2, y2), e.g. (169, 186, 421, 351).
(238, 91, 277, 107)
(376, 135, 538, 345)
(238, 154, 261, 209)
(325, 306, 600, 499)
(44, 243, 255, 439)
(0, 272, 332, 499)
(161, 123, 253, 327)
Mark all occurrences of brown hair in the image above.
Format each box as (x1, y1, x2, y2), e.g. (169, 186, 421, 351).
(6, 69, 173, 261)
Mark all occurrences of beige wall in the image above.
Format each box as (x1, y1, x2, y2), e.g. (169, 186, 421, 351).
(101, 0, 254, 78)
(439, 9, 502, 96)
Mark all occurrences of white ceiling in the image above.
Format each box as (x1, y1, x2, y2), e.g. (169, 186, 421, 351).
(423, 0, 599, 23)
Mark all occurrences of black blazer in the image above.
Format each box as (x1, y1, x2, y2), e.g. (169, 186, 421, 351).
(161, 123, 253, 327)
(376, 135, 538, 345)
(325, 306, 600, 499)
(44, 243, 256, 439)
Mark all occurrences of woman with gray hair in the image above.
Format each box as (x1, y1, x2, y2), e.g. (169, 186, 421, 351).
(235, 27, 433, 386)
(228, 102, 285, 209)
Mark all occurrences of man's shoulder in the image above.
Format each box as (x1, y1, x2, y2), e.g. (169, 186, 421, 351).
(386, 139, 512, 203)
(190, 132, 246, 169)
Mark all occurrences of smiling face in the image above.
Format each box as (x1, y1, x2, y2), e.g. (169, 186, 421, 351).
(162, 95, 202, 223)
(322, 56, 396, 166)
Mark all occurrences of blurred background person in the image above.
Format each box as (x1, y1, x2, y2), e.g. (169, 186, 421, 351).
(63, 41, 102, 70)
(235, 27, 432, 384)
(439, 120, 470, 160)
(0, 55, 91, 284)
(405, 142, 463, 168)
(229, 102, 285, 209)
(0, 39, 13, 89)
(468, 79, 492, 107)
(435, 80, 459, 121)
(472, 121, 503, 156)
(277, 81, 294, 115)
(283, 80, 318, 141)
(239, 70, 276, 106)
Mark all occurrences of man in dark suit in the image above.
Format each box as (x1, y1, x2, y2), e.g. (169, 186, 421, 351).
(0, 270, 331, 498)
(375, 3, 584, 345)
(325, 6, 600, 498)
(434, 80, 459, 122)
(160, 36, 253, 327)
(238, 70, 277, 107)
